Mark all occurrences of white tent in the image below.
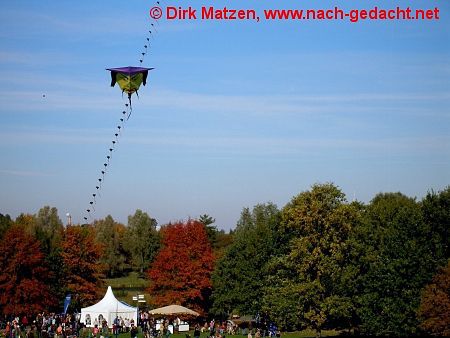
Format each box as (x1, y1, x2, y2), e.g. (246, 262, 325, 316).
(80, 286, 138, 328)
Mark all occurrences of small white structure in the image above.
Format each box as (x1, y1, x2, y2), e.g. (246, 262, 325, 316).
(80, 286, 138, 328)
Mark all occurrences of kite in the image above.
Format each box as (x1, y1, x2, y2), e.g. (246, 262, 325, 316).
(81, 8, 160, 223)
(106, 66, 154, 110)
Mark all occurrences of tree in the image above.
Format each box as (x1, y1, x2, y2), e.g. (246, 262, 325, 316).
(418, 260, 450, 336)
(262, 184, 360, 336)
(212, 203, 281, 317)
(148, 220, 214, 315)
(0, 213, 12, 239)
(34, 206, 66, 309)
(35, 206, 64, 251)
(198, 214, 234, 258)
(0, 225, 55, 315)
(125, 210, 160, 274)
(199, 214, 218, 248)
(95, 215, 128, 277)
(213, 229, 234, 259)
(62, 225, 104, 308)
(353, 192, 434, 336)
(421, 187, 450, 266)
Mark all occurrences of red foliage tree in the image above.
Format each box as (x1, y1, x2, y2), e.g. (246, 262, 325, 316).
(418, 261, 450, 336)
(148, 220, 215, 315)
(0, 225, 55, 315)
(62, 225, 104, 307)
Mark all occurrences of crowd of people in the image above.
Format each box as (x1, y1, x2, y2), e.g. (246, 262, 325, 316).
(0, 313, 79, 338)
(0, 312, 279, 338)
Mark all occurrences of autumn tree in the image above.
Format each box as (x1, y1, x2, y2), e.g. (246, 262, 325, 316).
(95, 215, 128, 277)
(148, 220, 214, 315)
(125, 210, 160, 274)
(0, 225, 55, 315)
(14, 213, 37, 235)
(417, 260, 450, 336)
(62, 225, 104, 307)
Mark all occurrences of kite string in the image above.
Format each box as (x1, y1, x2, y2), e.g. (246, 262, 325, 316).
(83, 0, 162, 224)
(139, 1, 161, 65)
(83, 101, 131, 223)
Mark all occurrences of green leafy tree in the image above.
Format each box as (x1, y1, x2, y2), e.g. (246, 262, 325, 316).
(34, 206, 66, 309)
(262, 183, 360, 336)
(214, 229, 234, 259)
(0, 213, 13, 239)
(353, 193, 435, 336)
(421, 187, 450, 266)
(125, 210, 160, 274)
(198, 214, 234, 257)
(95, 215, 128, 277)
(35, 206, 64, 250)
(212, 203, 281, 317)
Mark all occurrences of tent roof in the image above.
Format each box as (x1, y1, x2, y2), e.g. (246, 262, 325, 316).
(82, 286, 137, 313)
(148, 305, 199, 317)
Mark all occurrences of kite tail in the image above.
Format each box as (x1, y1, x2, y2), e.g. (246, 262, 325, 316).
(127, 93, 132, 120)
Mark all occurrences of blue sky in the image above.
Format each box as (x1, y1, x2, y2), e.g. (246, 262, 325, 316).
(1, 0, 449, 229)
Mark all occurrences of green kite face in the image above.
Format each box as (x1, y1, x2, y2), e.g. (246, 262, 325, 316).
(116, 72, 145, 94)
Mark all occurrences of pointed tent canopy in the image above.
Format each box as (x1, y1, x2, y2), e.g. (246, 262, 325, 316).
(80, 286, 138, 328)
(148, 305, 200, 317)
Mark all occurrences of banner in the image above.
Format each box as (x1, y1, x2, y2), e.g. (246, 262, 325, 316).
(63, 294, 71, 315)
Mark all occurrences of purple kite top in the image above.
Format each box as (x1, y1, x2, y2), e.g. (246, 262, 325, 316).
(106, 66, 154, 75)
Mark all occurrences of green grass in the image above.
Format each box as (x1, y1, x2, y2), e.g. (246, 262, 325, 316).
(108, 329, 339, 338)
(104, 272, 150, 306)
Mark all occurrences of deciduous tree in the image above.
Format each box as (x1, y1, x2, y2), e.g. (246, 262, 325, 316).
(262, 184, 360, 336)
(421, 187, 450, 266)
(34, 206, 65, 309)
(0, 225, 55, 315)
(148, 220, 214, 315)
(418, 260, 450, 336)
(0, 213, 12, 239)
(95, 215, 128, 277)
(125, 210, 160, 274)
(212, 203, 281, 317)
(62, 225, 104, 308)
(353, 193, 433, 336)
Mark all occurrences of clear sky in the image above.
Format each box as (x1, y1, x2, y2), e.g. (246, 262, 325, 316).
(1, 0, 449, 230)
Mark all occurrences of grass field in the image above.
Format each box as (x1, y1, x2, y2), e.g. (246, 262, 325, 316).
(108, 330, 340, 338)
(105, 272, 151, 306)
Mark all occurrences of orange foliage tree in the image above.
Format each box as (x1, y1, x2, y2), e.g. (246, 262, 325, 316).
(0, 225, 56, 315)
(418, 261, 450, 336)
(62, 225, 104, 307)
(148, 220, 215, 315)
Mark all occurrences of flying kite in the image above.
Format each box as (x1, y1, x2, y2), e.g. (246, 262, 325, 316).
(106, 66, 154, 110)
(82, 12, 160, 223)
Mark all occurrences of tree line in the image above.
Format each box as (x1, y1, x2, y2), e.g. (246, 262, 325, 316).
(0, 183, 448, 336)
